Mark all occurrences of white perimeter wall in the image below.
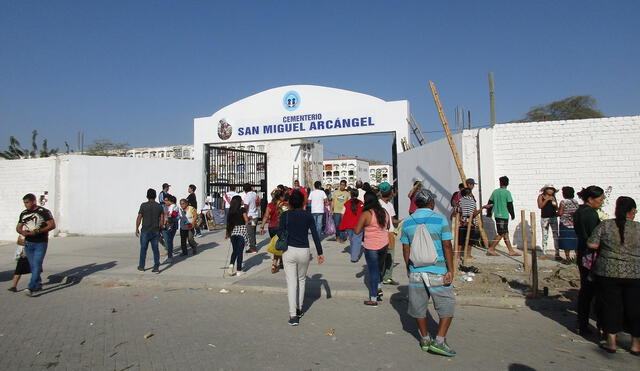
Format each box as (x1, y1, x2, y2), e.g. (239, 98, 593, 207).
(399, 115, 640, 249)
(0, 157, 58, 241)
(0, 156, 201, 241)
(464, 116, 640, 248)
(397, 134, 462, 219)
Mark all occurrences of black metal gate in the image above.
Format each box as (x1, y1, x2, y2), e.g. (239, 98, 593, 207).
(205, 145, 268, 217)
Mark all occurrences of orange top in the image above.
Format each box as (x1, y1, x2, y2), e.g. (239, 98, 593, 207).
(364, 210, 389, 250)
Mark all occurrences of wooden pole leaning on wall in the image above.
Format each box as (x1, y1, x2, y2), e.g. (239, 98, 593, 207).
(429, 81, 490, 249)
(521, 210, 529, 273)
(463, 218, 473, 262)
(529, 212, 539, 298)
(452, 215, 459, 277)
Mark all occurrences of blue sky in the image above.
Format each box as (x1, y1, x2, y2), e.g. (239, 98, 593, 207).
(1, 1, 638, 162)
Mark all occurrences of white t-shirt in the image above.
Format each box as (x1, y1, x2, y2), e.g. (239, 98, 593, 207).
(357, 188, 366, 202)
(224, 191, 238, 209)
(308, 189, 327, 214)
(379, 199, 396, 232)
(240, 191, 259, 218)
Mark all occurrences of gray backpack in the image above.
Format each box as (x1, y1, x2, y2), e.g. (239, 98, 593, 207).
(409, 218, 439, 267)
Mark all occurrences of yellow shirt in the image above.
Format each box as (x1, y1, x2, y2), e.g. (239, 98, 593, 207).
(331, 190, 350, 214)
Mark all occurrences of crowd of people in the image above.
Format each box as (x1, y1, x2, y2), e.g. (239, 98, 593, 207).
(9, 175, 639, 357)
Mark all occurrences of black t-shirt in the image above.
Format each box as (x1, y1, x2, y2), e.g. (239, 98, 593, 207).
(138, 201, 164, 233)
(187, 193, 197, 210)
(18, 207, 54, 243)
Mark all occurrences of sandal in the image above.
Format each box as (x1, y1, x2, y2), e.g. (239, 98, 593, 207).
(271, 261, 279, 274)
(486, 250, 499, 256)
(508, 251, 522, 256)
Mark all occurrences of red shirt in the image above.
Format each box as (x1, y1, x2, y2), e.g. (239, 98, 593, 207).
(409, 194, 418, 215)
(339, 199, 363, 230)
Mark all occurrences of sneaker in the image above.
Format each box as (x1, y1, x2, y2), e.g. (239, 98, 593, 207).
(420, 337, 432, 352)
(363, 300, 378, 306)
(235, 271, 245, 276)
(246, 249, 257, 254)
(7, 287, 17, 292)
(24, 289, 33, 297)
(296, 309, 304, 318)
(382, 278, 399, 285)
(429, 341, 457, 357)
(137, 267, 145, 272)
(195, 233, 204, 238)
(288, 316, 300, 326)
(151, 267, 160, 274)
(227, 264, 235, 275)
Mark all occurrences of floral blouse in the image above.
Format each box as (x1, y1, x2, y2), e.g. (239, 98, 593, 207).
(588, 219, 640, 279)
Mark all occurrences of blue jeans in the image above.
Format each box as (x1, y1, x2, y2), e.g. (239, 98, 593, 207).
(364, 246, 388, 299)
(346, 229, 363, 262)
(24, 241, 47, 291)
(161, 226, 177, 258)
(139, 231, 160, 269)
(230, 235, 245, 270)
(332, 213, 344, 240)
(312, 213, 324, 237)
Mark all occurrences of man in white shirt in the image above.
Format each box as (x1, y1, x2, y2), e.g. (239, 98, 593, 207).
(223, 186, 239, 224)
(356, 180, 366, 202)
(240, 183, 260, 253)
(378, 182, 400, 285)
(308, 181, 328, 237)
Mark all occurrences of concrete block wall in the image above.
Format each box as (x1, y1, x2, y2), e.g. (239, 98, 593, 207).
(0, 157, 58, 241)
(463, 116, 640, 249)
(0, 156, 202, 241)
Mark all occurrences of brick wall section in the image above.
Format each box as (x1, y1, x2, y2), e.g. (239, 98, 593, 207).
(490, 116, 640, 247)
(0, 157, 57, 241)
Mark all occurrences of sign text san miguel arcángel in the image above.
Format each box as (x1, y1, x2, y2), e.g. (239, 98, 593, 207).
(237, 113, 375, 136)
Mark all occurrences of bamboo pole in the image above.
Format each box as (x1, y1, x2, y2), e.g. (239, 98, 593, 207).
(530, 212, 539, 298)
(429, 81, 490, 248)
(521, 210, 529, 273)
(452, 215, 459, 277)
(463, 219, 472, 262)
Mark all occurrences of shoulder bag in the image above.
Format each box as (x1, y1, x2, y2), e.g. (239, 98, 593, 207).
(275, 211, 290, 252)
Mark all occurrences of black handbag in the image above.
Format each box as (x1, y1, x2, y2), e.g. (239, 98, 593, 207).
(275, 211, 290, 252)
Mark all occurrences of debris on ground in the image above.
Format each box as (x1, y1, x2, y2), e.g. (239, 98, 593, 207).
(326, 328, 335, 336)
(208, 344, 216, 348)
(240, 290, 246, 294)
(143, 332, 154, 340)
(111, 308, 117, 313)
(385, 331, 395, 335)
(219, 289, 230, 294)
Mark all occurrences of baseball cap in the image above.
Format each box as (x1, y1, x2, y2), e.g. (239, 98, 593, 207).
(415, 188, 436, 204)
(162, 183, 170, 188)
(378, 182, 392, 193)
(466, 178, 476, 185)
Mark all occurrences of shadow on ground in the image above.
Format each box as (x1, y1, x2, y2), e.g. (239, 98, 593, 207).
(33, 261, 118, 297)
(390, 286, 438, 341)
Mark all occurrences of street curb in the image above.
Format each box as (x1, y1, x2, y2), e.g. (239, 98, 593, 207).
(51, 272, 528, 309)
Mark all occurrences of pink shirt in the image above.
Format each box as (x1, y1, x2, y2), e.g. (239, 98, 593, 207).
(364, 210, 390, 250)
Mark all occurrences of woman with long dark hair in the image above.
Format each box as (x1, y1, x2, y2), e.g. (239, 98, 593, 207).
(339, 189, 364, 262)
(573, 185, 605, 335)
(277, 190, 324, 326)
(537, 185, 560, 259)
(588, 196, 640, 354)
(355, 191, 390, 306)
(225, 195, 249, 276)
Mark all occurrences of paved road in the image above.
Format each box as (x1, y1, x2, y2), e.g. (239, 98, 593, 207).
(1, 281, 638, 370)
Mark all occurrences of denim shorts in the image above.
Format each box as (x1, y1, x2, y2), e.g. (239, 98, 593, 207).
(408, 272, 455, 319)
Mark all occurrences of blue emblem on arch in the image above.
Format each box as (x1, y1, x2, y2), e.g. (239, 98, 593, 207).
(283, 91, 301, 111)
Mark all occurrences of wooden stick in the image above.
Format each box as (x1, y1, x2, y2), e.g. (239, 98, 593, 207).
(452, 215, 459, 277)
(477, 215, 489, 248)
(463, 219, 472, 262)
(429, 81, 490, 248)
(521, 210, 529, 273)
(530, 212, 538, 298)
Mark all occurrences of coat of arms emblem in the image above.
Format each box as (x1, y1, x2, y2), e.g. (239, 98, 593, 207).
(218, 119, 232, 140)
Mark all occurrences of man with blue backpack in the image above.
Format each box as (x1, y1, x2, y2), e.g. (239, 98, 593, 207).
(401, 188, 456, 357)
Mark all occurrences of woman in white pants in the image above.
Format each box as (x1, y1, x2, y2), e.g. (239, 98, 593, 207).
(277, 189, 325, 326)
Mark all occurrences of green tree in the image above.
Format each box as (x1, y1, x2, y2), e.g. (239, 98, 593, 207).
(0, 130, 58, 159)
(85, 139, 129, 156)
(524, 95, 604, 122)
